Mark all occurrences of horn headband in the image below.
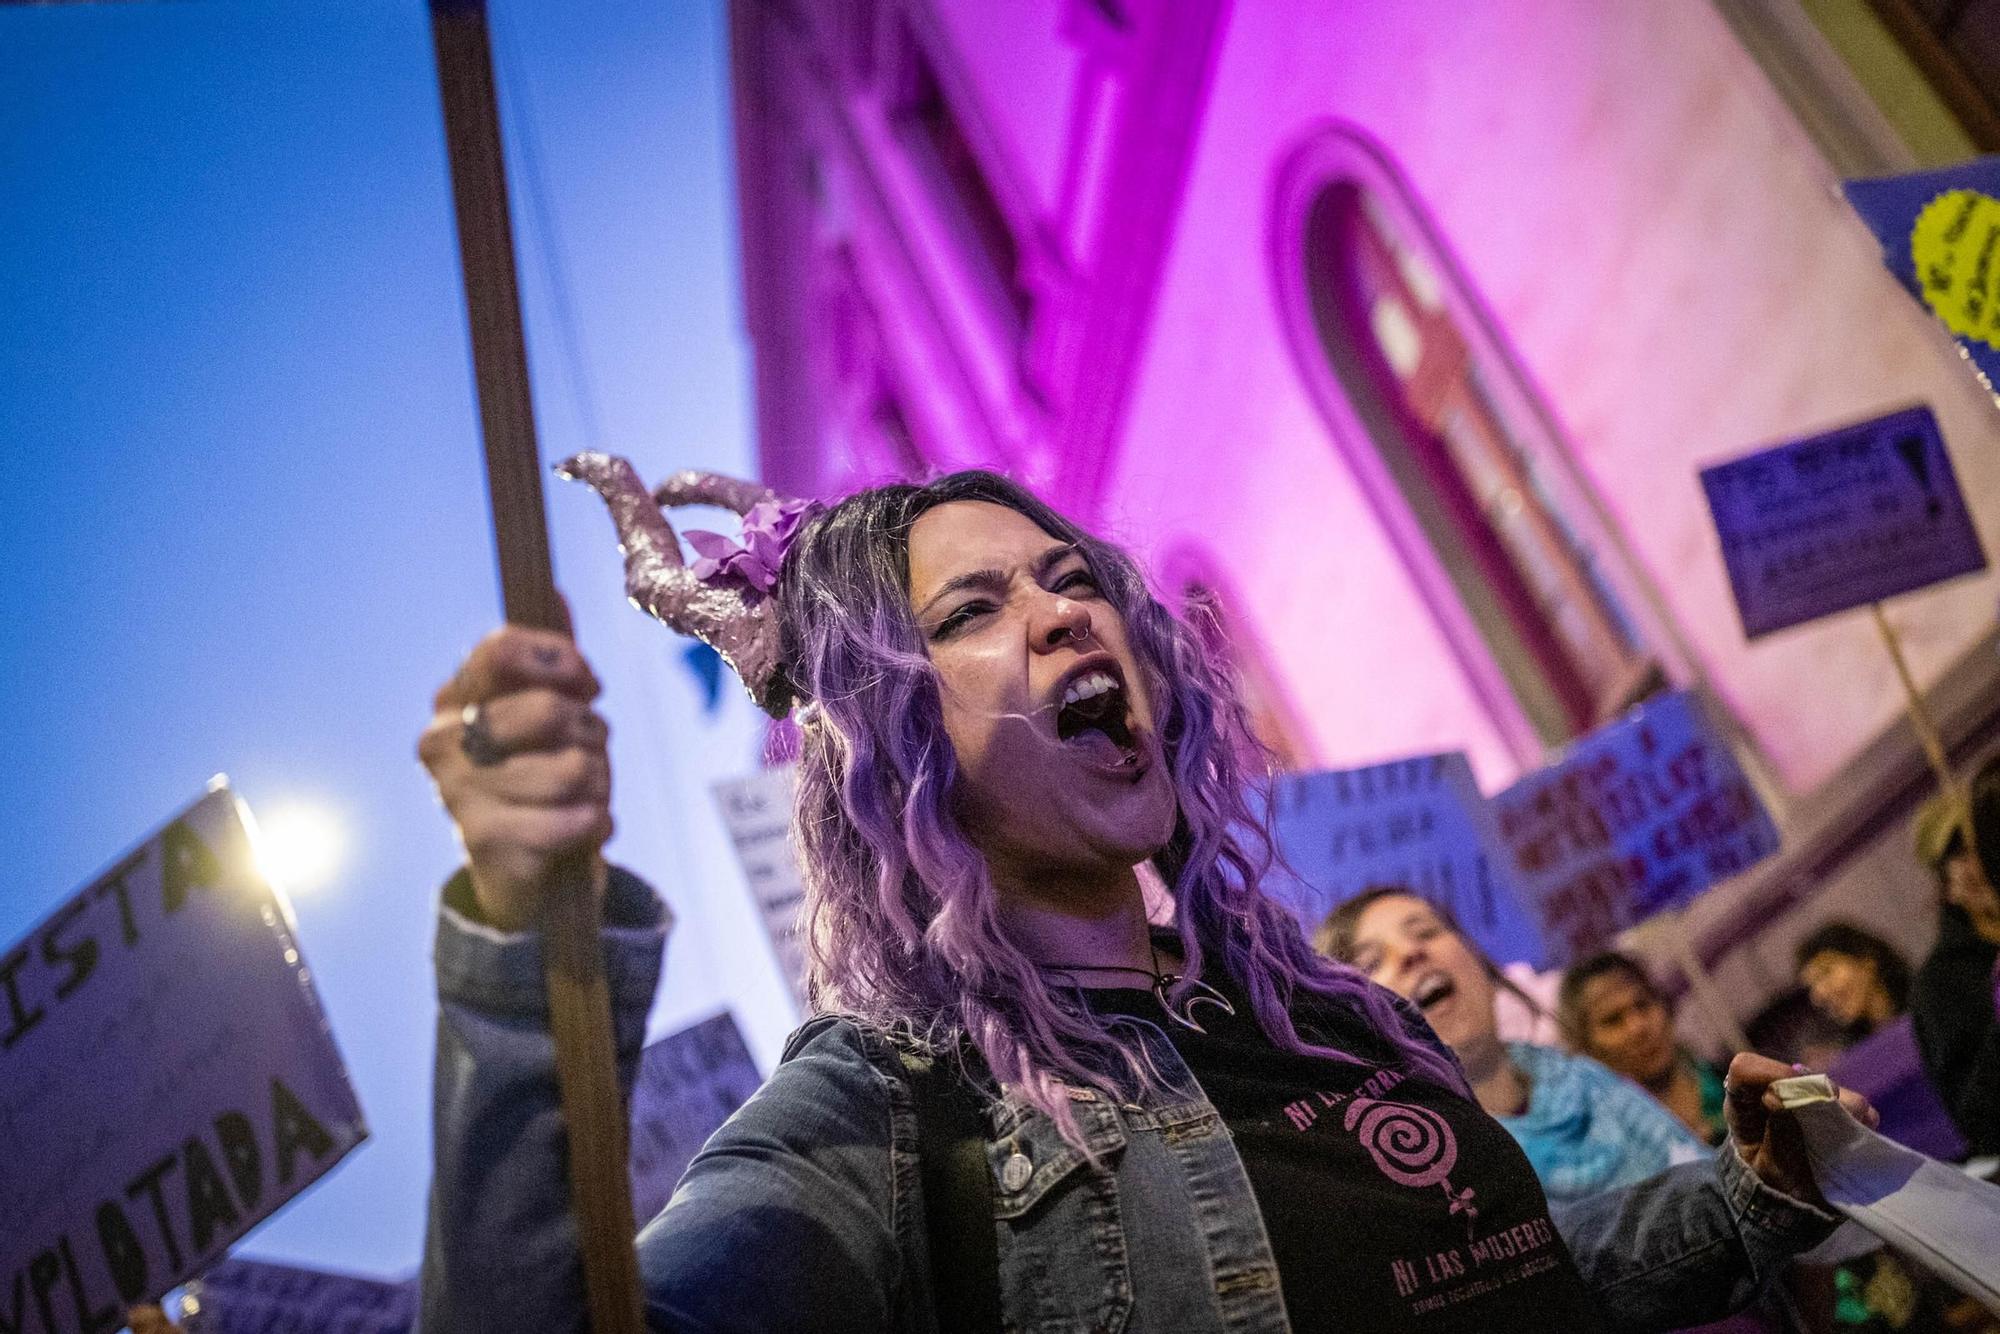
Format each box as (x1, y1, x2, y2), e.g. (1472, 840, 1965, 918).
(557, 452, 820, 717)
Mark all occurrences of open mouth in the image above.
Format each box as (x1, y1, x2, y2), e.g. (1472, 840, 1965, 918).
(1411, 972, 1456, 1012)
(1052, 663, 1142, 772)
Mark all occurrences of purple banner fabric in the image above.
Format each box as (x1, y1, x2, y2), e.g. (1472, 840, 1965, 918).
(626, 1011, 764, 1225)
(0, 784, 366, 1326)
(1269, 752, 1547, 967)
(1490, 691, 1780, 968)
(184, 1257, 415, 1334)
(1699, 404, 1986, 638)
(1844, 155, 2000, 397)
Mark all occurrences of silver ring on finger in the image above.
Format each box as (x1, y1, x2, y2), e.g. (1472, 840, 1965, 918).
(459, 701, 509, 767)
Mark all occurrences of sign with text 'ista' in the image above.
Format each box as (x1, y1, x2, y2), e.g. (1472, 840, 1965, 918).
(1699, 404, 1986, 638)
(627, 1011, 764, 1225)
(713, 766, 809, 1015)
(1269, 752, 1547, 967)
(1489, 691, 1780, 967)
(1, 783, 365, 1332)
(183, 1257, 414, 1334)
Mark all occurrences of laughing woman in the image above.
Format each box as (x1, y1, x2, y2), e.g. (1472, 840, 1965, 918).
(417, 462, 1866, 1333)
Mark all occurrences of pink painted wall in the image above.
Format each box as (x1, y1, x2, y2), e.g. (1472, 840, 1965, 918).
(1104, 0, 1999, 799)
(729, 0, 2000, 989)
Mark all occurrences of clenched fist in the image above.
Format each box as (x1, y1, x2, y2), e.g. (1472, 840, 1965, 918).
(419, 626, 613, 931)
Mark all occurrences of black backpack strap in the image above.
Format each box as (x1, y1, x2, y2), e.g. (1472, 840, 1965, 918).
(906, 1050, 1002, 1334)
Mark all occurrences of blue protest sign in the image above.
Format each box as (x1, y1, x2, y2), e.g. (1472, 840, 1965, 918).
(1490, 691, 1780, 967)
(184, 1258, 415, 1334)
(1699, 404, 1985, 637)
(1269, 752, 1545, 966)
(1845, 156, 2000, 395)
(627, 1011, 764, 1224)
(1, 783, 367, 1326)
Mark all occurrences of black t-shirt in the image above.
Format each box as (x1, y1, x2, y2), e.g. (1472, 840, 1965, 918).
(1082, 980, 1610, 1333)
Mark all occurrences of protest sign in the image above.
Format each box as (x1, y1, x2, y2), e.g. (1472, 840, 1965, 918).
(1269, 752, 1545, 966)
(713, 765, 809, 1012)
(1699, 404, 1986, 638)
(1489, 691, 1780, 967)
(626, 1011, 764, 1224)
(1844, 155, 2000, 396)
(182, 1258, 415, 1334)
(0, 782, 366, 1332)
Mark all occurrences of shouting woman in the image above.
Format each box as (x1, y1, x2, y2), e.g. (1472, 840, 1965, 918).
(417, 461, 1867, 1333)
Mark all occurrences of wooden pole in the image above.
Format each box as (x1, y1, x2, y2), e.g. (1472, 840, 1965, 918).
(428, 4, 645, 1330)
(1665, 912, 1753, 1055)
(1870, 602, 1979, 872)
(1870, 603, 1961, 796)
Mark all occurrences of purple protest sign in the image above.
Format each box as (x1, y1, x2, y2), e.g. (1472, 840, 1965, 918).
(626, 1011, 764, 1225)
(183, 1257, 415, 1334)
(1699, 404, 1986, 638)
(1269, 752, 1547, 966)
(1, 783, 366, 1327)
(1490, 691, 1780, 967)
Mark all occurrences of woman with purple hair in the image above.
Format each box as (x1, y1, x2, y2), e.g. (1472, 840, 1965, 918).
(415, 464, 1869, 1333)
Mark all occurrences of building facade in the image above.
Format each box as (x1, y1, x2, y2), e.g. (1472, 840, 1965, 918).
(727, 0, 2000, 1043)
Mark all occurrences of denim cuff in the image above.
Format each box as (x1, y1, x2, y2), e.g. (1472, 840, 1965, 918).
(1715, 1138, 1839, 1244)
(433, 864, 670, 1021)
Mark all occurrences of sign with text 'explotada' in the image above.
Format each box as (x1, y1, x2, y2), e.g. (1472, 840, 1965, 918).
(1269, 752, 1546, 967)
(1699, 404, 1986, 638)
(1490, 691, 1780, 967)
(713, 765, 808, 1014)
(1, 783, 366, 1331)
(627, 1010, 764, 1225)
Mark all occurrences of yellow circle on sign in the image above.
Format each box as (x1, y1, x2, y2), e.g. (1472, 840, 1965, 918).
(1911, 188, 2000, 352)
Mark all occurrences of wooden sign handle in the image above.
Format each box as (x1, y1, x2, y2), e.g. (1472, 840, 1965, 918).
(429, 5, 646, 1330)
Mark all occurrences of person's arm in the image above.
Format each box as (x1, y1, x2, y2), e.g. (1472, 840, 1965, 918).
(1554, 1052, 1876, 1332)
(419, 866, 668, 1334)
(1552, 1138, 1834, 1331)
(412, 627, 895, 1331)
(418, 874, 905, 1334)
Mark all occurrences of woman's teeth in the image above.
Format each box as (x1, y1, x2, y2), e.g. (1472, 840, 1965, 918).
(1061, 671, 1119, 707)
(1412, 974, 1455, 1009)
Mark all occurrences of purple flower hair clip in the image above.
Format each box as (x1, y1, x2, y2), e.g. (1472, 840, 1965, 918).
(683, 496, 820, 603)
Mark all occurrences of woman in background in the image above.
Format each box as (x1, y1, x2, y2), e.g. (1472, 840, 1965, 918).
(1795, 922, 1909, 1047)
(1317, 888, 1708, 1203)
(1561, 951, 1727, 1145)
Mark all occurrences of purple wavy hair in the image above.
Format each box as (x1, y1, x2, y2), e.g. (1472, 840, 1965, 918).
(775, 470, 1464, 1145)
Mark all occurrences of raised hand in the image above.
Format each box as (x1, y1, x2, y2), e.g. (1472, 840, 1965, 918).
(419, 626, 612, 932)
(1722, 1052, 1879, 1208)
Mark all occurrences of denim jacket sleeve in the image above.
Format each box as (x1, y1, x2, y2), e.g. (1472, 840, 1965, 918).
(418, 868, 908, 1334)
(1551, 1143, 1837, 1332)
(418, 866, 669, 1333)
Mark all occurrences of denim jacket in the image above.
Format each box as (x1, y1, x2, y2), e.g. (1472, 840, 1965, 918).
(419, 872, 1835, 1333)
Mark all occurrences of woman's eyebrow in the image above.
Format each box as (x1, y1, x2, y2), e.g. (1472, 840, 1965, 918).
(916, 544, 1079, 618)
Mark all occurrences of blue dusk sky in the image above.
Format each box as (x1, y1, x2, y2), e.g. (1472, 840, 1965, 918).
(0, 0, 800, 1279)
